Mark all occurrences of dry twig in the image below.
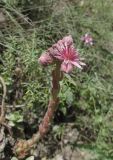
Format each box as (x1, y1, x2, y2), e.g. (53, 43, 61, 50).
(0, 76, 6, 124)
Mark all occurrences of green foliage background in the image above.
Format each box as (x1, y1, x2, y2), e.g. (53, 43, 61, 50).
(1, 0, 113, 159)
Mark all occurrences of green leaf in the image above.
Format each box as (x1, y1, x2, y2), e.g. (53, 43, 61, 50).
(65, 89, 74, 105)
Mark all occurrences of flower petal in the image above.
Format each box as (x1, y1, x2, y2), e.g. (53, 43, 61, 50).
(63, 35, 73, 46)
(71, 61, 82, 69)
(52, 42, 64, 53)
(47, 47, 54, 55)
(79, 62, 86, 66)
(61, 62, 73, 73)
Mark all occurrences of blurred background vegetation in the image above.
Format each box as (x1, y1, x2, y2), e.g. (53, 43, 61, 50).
(0, 0, 113, 159)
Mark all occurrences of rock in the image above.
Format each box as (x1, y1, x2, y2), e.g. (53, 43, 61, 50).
(54, 154, 63, 160)
(71, 149, 83, 160)
(41, 157, 47, 160)
(26, 156, 35, 160)
(62, 124, 79, 145)
(50, 154, 63, 160)
(63, 146, 72, 160)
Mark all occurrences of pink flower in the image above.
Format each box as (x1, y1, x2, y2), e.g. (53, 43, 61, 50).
(38, 53, 53, 66)
(39, 35, 85, 73)
(81, 33, 93, 45)
(51, 35, 85, 73)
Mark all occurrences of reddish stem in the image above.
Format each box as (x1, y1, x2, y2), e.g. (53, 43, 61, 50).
(14, 62, 63, 159)
(39, 63, 62, 136)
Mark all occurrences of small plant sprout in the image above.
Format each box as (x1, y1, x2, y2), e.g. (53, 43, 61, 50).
(14, 35, 85, 159)
(81, 33, 93, 45)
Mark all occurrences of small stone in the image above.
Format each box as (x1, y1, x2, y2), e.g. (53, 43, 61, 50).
(26, 156, 34, 160)
(63, 127, 79, 145)
(11, 157, 18, 160)
(63, 146, 72, 160)
(55, 154, 63, 160)
(41, 157, 47, 160)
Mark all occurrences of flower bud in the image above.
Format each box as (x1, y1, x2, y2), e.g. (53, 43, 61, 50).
(38, 53, 53, 66)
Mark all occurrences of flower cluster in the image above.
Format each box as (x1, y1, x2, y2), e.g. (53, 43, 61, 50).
(81, 33, 93, 45)
(38, 35, 85, 73)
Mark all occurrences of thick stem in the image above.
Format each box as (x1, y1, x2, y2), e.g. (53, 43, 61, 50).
(14, 63, 63, 159)
(39, 63, 61, 137)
